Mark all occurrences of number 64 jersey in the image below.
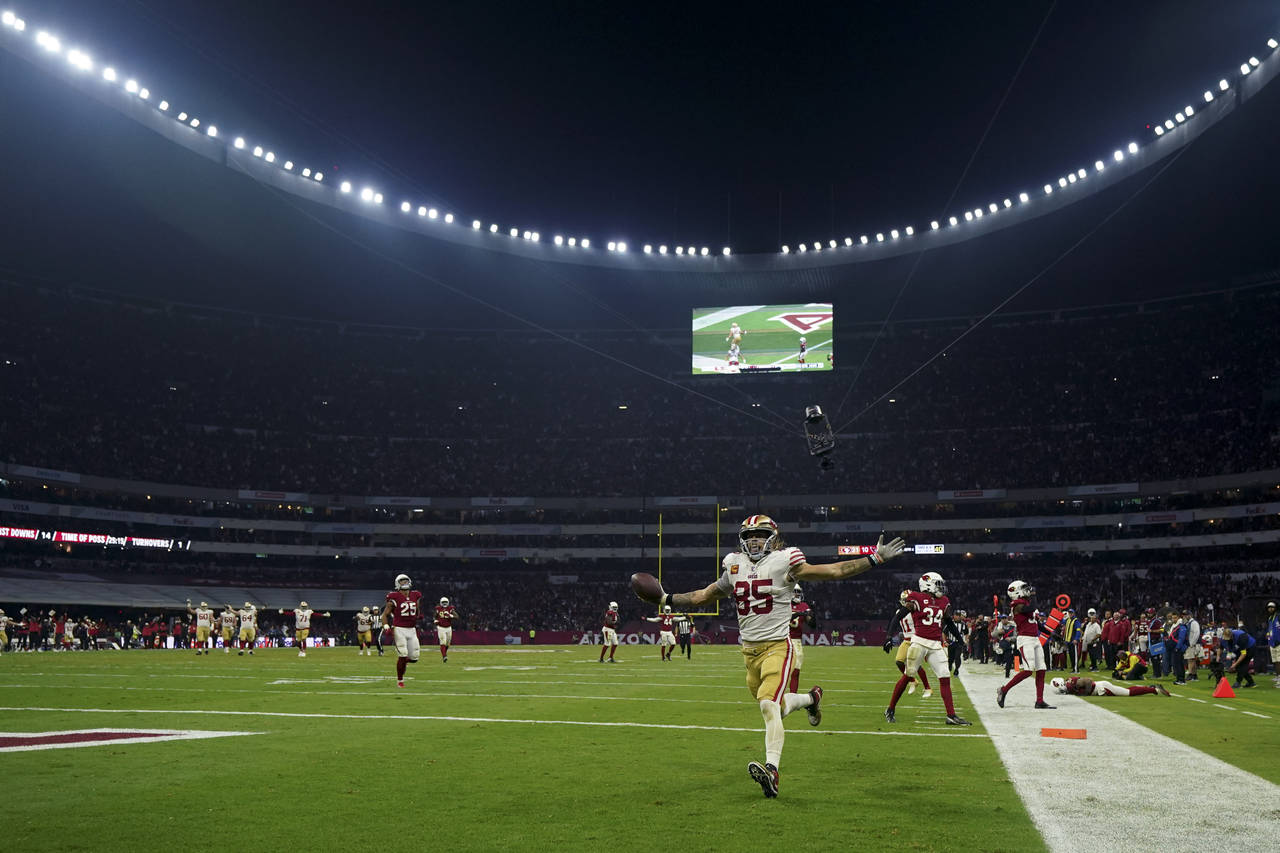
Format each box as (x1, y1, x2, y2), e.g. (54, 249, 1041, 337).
(715, 547, 805, 643)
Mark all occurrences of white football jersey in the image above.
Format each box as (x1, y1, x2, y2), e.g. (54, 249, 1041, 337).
(294, 608, 313, 630)
(716, 546, 806, 643)
(355, 613, 373, 632)
(238, 608, 257, 629)
(194, 608, 213, 628)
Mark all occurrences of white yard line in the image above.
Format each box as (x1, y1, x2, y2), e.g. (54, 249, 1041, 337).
(691, 305, 765, 331)
(959, 666, 1278, 853)
(0, 706, 984, 738)
(768, 338, 832, 366)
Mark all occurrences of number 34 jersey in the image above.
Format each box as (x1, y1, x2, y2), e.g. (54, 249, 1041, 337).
(716, 547, 805, 643)
(902, 591, 949, 648)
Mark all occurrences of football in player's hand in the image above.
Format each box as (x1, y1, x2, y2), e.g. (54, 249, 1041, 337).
(630, 572, 665, 605)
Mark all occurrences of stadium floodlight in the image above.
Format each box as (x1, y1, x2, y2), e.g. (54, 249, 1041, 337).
(360, 187, 373, 202)
(781, 245, 790, 254)
(373, 193, 383, 204)
(523, 231, 532, 240)
(813, 242, 822, 252)
(138, 88, 149, 100)
(607, 241, 616, 251)
(659, 244, 668, 254)
(1058, 177, 1068, 187)
(1240, 62, 1251, 75)
(677, 245, 686, 254)
(102, 66, 117, 82)
(207, 126, 218, 138)
(615, 241, 626, 252)
(1249, 56, 1260, 67)
(313, 172, 323, 182)
(36, 31, 60, 53)
(828, 239, 837, 248)
(400, 201, 411, 213)
(1219, 78, 1229, 91)
(964, 211, 973, 221)
(1076, 168, 1087, 179)
(489, 223, 498, 233)
(930, 220, 939, 230)
(1175, 112, 1185, 123)
(264, 151, 275, 163)
(568, 237, 576, 246)
(688, 246, 697, 256)
(988, 203, 998, 213)
(1154, 125, 1165, 136)
(428, 208, 438, 219)
(418, 205, 427, 216)
(1204, 90, 1214, 102)
(189, 117, 200, 128)
(158, 100, 169, 111)
(844, 236, 853, 246)
(1113, 150, 1124, 162)
(1183, 105, 1194, 117)
(234, 137, 245, 149)
(1095, 159, 1105, 171)
(282, 158, 292, 169)
(555, 235, 564, 246)
(1067, 173, 1077, 183)
(701, 246, 710, 256)
(1044, 184, 1053, 194)
(643, 244, 652, 253)
(530, 232, 538, 242)
(1, 11, 13, 27)
(509, 227, 518, 237)
(1165, 119, 1175, 128)
(177, 111, 188, 121)
(890, 229, 899, 240)
(124, 78, 138, 93)
(1269, 38, 1278, 49)
(1002, 199, 1012, 209)
(903, 227, 914, 238)
(340, 181, 352, 193)
(301, 167, 311, 176)
(67, 49, 91, 71)
(444, 213, 454, 223)
(580, 238, 590, 248)
(472, 219, 482, 229)
(253, 145, 263, 157)
(974, 207, 983, 218)
(861, 234, 869, 243)
(876, 232, 885, 241)
(11, 16, 22, 31)
(1019, 192, 1029, 203)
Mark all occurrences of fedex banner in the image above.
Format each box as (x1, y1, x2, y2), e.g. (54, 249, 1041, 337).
(937, 489, 1006, 500)
(1067, 482, 1139, 496)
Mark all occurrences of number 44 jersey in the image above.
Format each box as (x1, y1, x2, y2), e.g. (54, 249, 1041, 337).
(716, 547, 805, 643)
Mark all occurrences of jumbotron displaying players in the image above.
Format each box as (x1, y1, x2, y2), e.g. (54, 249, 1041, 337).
(381, 573, 423, 687)
(599, 601, 620, 663)
(1051, 676, 1170, 697)
(434, 596, 458, 662)
(279, 601, 330, 657)
(644, 606, 677, 660)
(996, 580, 1054, 710)
(632, 515, 906, 798)
(883, 572, 971, 726)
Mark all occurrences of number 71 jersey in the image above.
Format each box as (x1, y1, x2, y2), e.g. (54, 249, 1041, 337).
(715, 547, 805, 643)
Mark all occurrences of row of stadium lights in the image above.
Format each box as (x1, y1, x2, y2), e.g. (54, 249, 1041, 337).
(3, 10, 1276, 260)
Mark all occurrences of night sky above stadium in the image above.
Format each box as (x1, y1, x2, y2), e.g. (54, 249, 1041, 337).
(19, 0, 1280, 258)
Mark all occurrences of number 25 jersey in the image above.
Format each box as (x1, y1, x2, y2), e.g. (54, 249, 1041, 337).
(715, 547, 805, 643)
(385, 590, 423, 628)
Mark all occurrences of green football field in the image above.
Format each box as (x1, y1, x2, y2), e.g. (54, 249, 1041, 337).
(692, 304, 833, 374)
(2, 646, 1276, 852)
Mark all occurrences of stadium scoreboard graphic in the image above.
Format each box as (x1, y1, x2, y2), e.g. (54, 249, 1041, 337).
(691, 303, 833, 375)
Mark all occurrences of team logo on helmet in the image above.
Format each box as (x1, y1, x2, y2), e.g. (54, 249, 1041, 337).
(1051, 677, 1066, 692)
(440, 597, 450, 607)
(1007, 580, 1034, 600)
(361, 606, 370, 613)
(299, 601, 308, 609)
(395, 574, 412, 590)
(918, 572, 947, 596)
(739, 515, 780, 562)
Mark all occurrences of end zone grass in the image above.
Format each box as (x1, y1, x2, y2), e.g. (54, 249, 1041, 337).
(1, 646, 1036, 852)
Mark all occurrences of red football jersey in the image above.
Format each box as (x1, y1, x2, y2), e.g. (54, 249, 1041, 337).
(902, 591, 949, 642)
(1011, 598, 1040, 637)
(386, 590, 423, 628)
(435, 605, 457, 627)
(789, 601, 811, 639)
(658, 613, 675, 631)
(603, 610, 619, 631)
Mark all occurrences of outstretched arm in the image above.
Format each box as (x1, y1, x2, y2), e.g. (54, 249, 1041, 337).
(662, 581, 729, 612)
(791, 535, 907, 582)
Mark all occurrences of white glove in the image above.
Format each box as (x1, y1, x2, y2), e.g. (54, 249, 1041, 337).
(869, 535, 907, 565)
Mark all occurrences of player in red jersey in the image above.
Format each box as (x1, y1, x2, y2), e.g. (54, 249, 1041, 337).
(380, 573, 423, 687)
(995, 580, 1055, 709)
(883, 572, 971, 725)
(1051, 676, 1169, 697)
(600, 601, 620, 663)
(434, 596, 458, 662)
(788, 585, 816, 693)
(644, 607, 678, 660)
(883, 591, 932, 697)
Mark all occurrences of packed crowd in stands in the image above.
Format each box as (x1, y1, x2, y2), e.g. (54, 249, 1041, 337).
(2, 281, 1279, 498)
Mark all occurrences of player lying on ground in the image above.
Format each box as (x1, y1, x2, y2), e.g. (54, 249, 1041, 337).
(1051, 676, 1170, 697)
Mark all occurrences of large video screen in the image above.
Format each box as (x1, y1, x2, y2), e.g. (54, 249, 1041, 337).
(691, 303, 833, 375)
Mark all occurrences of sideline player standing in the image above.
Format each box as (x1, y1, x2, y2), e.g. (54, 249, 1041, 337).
(644, 607, 677, 661)
(600, 601, 620, 663)
(186, 601, 214, 655)
(280, 602, 329, 657)
(996, 581, 1054, 709)
(637, 515, 906, 798)
(883, 572, 971, 726)
(434, 597, 458, 662)
(382, 574, 422, 687)
(355, 606, 375, 655)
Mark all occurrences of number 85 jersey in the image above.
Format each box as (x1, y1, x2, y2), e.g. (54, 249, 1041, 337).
(715, 547, 805, 643)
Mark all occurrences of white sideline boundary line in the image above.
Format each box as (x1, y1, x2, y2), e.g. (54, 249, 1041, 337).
(958, 667, 1278, 853)
(0, 706, 986, 738)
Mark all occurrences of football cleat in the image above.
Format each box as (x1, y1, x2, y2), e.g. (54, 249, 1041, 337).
(945, 715, 972, 726)
(1156, 684, 1170, 696)
(1034, 701, 1055, 709)
(884, 708, 896, 723)
(397, 680, 405, 688)
(996, 688, 1007, 708)
(907, 681, 916, 695)
(806, 686, 823, 727)
(747, 762, 779, 798)
(922, 688, 933, 699)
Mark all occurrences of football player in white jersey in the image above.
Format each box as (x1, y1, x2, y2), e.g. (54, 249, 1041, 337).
(279, 602, 330, 657)
(185, 600, 215, 655)
(649, 515, 907, 798)
(236, 603, 257, 656)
